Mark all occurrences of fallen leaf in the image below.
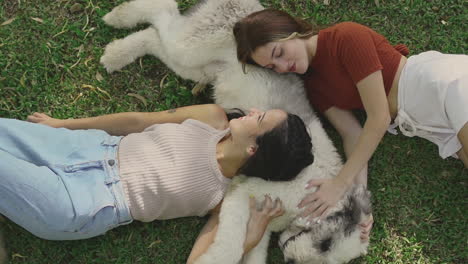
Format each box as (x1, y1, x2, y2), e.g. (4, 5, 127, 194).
(84, 56, 93, 67)
(159, 73, 169, 89)
(95, 72, 104, 82)
(128, 93, 148, 107)
(147, 240, 162, 248)
(31, 17, 44, 23)
(82, 84, 111, 100)
(20, 73, 26, 87)
(1, 17, 16, 26)
(12, 253, 27, 259)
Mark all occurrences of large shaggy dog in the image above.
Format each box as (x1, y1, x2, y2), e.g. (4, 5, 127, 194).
(101, 0, 372, 263)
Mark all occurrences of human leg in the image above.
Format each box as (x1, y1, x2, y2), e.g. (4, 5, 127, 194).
(0, 217, 6, 264)
(0, 120, 131, 240)
(0, 118, 112, 165)
(0, 149, 77, 240)
(456, 123, 468, 168)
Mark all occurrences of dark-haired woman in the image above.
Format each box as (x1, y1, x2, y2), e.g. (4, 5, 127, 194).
(233, 8, 468, 240)
(0, 104, 313, 261)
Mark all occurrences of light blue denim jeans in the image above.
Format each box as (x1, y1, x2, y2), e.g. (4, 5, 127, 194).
(0, 118, 132, 240)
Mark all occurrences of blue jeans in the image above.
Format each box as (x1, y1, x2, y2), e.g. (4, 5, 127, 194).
(0, 118, 132, 240)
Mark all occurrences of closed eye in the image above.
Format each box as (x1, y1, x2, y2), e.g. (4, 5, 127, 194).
(257, 112, 266, 125)
(276, 48, 283, 58)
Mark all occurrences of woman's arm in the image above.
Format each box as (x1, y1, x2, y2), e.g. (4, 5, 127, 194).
(186, 208, 220, 264)
(323, 107, 368, 186)
(186, 196, 284, 264)
(299, 70, 390, 219)
(27, 104, 228, 136)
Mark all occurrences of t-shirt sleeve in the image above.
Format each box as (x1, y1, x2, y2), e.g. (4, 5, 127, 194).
(336, 22, 383, 84)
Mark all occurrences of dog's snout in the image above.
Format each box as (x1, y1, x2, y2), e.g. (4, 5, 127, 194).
(285, 259, 295, 264)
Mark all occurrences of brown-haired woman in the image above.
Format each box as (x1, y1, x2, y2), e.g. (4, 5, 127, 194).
(233, 8, 468, 241)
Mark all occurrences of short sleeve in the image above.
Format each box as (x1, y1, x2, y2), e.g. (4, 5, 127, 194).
(336, 22, 383, 84)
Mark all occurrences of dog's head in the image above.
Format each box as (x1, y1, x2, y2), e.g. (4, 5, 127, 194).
(279, 185, 371, 264)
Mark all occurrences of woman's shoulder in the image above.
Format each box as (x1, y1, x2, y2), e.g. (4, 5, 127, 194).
(182, 104, 229, 131)
(184, 104, 229, 130)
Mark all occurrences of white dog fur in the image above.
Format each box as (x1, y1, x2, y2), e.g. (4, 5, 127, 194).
(100, 0, 371, 263)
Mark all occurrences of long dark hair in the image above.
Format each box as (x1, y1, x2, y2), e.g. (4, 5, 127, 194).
(226, 108, 314, 181)
(233, 8, 319, 72)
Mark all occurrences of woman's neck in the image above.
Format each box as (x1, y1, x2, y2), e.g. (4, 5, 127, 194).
(306, 35, 319, 64)
(216, 137, 248, 179)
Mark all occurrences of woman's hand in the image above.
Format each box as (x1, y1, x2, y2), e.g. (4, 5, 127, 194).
(298, 178, 349, 221)
(243, 195, 284, 253)
(27, 112, 65, 128)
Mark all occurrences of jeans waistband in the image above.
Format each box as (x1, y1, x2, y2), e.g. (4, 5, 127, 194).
(101, 136, 133, 225)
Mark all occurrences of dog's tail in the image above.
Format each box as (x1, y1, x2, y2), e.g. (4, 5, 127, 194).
(103, 0, 179, 29)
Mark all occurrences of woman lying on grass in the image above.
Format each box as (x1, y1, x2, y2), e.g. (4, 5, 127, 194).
(233, 9, 468, 235)
(0, 104, 313, 262)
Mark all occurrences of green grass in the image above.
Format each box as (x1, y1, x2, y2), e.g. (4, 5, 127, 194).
(1, 0, 467, 263)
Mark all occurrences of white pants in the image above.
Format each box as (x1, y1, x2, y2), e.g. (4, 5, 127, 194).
(388, 51, 468, 159)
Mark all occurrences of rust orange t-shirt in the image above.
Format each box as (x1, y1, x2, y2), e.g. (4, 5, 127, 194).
(303, 22, 409, 112)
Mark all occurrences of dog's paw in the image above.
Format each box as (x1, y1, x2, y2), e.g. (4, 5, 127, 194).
(100, 54, 122, 73)
(103, 11, 127, 29)
(100, 40, 134, 73)
(102, 4, 136, 29)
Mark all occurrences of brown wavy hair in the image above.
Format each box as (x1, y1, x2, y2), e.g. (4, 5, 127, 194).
(233, 8, 320, 72)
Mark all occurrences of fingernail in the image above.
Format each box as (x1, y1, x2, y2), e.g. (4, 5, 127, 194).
(306, 221, 310, 227)
(317, 219, 321, 224)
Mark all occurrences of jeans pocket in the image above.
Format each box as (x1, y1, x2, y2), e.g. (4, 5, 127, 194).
(56, 161, 116, 236)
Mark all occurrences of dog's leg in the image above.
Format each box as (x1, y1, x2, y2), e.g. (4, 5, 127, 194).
(241, 230, 271, 264)
(100, 27, 160, 73)
(103, 0, 178, 29)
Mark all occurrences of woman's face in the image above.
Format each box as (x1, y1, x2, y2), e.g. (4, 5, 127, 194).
(229, 108, 287, 153)
(251, 38, 310, 74)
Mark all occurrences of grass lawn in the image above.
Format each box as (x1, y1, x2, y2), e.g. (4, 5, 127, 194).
(0, 0, 466, 263)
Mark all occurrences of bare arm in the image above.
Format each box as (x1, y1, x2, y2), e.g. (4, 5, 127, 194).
(27, 104, 228, 136)
(336, 70, 391, 185)
(300, 70, 390, 219)
(186, 208, 220, 264)
(186, 196, 284, 264)
(324, 107, 368, 185)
